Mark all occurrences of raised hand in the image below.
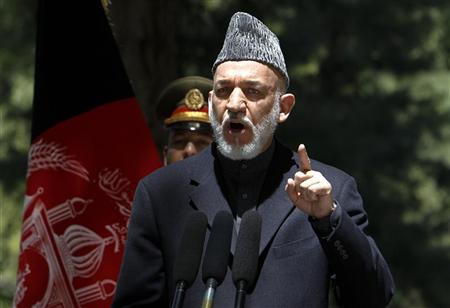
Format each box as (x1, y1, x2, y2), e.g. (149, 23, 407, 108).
(285, 144, 334, 219)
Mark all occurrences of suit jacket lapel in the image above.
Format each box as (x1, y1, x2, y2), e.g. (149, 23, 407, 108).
(188, 148, 230, 225)
(188, 149, 239, 254)
(187, 142, 299, 256)
(257, 141, 298, 255)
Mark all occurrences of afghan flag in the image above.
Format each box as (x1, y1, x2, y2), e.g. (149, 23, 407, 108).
(13, 0, 162, 307)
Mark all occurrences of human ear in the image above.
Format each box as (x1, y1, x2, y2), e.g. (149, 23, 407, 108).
(278, 93, 295, 123)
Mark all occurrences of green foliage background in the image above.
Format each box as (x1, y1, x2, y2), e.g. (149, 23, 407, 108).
(1, 0, 449, 307)
(0, 0, 36, 306)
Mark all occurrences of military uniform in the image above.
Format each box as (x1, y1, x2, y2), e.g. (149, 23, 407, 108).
(155, 76, 213, 165)
(156, 76, 212, 133)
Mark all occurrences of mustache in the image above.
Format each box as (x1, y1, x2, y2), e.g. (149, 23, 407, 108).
(221, 111, 253, 128)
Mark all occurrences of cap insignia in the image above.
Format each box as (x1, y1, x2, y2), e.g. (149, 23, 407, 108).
(184, 88, 204, 110)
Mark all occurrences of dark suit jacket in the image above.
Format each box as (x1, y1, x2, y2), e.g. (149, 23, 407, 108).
(113, 141, 394, 307)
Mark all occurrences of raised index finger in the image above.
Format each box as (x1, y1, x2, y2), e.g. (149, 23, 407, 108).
(298, 144, 311, 173)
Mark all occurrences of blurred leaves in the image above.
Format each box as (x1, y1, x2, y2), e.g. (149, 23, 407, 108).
(0, 0, 36, 304)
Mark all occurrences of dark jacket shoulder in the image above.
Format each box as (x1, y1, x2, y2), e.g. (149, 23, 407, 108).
(140, 146, 213, 189)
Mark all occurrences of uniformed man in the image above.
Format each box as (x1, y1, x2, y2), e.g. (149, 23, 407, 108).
(155, 76, 213, 165)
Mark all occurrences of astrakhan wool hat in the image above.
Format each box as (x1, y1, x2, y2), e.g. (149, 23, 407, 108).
(212, 12, 289, 88)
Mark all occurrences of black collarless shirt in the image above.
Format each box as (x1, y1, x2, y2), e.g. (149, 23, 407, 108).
(216, 140, 275, 218)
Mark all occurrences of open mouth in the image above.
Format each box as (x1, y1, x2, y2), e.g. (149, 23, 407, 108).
(229, 122, 245, 133)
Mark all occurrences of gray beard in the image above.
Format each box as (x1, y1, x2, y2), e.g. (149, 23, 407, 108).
(209, 97, 280, 160)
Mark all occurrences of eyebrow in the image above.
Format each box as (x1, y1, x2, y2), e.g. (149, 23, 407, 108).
(214, 79, 265, 88)
(214, 79, 232, 87)
(242, 80, 264, 88)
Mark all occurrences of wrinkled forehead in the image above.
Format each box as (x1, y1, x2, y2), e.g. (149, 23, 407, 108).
(213, 60, 281, 88)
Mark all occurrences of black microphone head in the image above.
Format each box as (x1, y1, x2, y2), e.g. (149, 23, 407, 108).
(173, 211, 208, 287)
(232, 210, 262, 289)
(202, 211, 234, 285)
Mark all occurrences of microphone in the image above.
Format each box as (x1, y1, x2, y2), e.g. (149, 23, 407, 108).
(171, 211, 208, 308)
(232, 211, 262, 308)
(201, 211, 234, 308)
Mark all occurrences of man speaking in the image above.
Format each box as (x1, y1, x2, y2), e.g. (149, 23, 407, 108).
(113, 12, 394, 307)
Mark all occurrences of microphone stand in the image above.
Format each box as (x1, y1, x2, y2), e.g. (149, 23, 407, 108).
(201, 278, 218, 308)
(234, 280, 247, 308)
(170, 280, 187, 308)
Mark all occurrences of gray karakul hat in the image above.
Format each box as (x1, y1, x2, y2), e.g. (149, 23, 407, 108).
(212, 12, 289, 88)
